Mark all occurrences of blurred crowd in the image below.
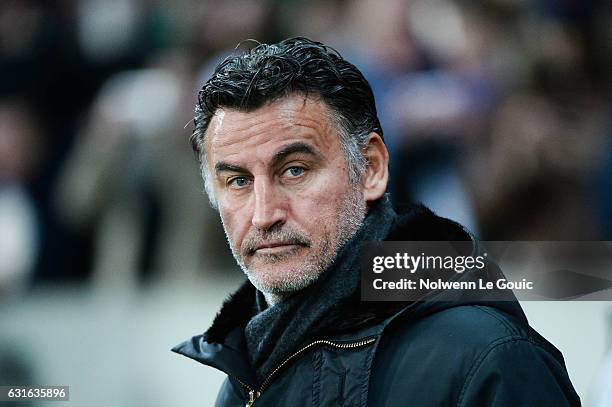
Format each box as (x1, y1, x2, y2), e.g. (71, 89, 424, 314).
(1, 0, 611, 294)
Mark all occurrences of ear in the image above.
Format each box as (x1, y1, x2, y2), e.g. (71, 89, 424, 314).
(361, 132, 389, 204)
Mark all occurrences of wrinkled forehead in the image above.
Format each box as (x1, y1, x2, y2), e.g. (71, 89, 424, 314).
(203, 95, 341, 161)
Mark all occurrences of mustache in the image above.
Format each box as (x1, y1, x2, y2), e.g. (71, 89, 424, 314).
(242, 227, 311, 256)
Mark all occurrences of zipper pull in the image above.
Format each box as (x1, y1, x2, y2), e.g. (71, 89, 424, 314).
(246, 390, 261, 407)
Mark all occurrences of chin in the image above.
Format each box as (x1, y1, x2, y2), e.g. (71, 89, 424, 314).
(247, 261, 322, 296)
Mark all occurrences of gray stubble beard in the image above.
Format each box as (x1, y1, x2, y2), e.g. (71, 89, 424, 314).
(222, 187, 367, 306)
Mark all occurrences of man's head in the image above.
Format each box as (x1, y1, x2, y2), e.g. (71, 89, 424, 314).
(191, 38, 389, 304)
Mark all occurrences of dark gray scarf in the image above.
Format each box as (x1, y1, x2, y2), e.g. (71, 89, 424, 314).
(244, 196, 397, 383)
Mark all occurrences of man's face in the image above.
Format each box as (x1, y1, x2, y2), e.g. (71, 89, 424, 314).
(205, 95, 367, 302)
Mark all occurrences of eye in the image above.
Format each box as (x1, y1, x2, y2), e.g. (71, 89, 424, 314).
(284, 166, 305, 177)
(228, 176, 250, 189)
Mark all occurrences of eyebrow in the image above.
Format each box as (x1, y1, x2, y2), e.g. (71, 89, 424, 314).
(214, 162, 248, 175)
(214, 142, 322, 175)
(269, 142, 322, 168)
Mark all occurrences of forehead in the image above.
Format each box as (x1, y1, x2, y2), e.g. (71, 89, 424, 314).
(204, 95, 341, 165)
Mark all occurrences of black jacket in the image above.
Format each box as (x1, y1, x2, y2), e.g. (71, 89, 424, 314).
(173, 203, 581, 406)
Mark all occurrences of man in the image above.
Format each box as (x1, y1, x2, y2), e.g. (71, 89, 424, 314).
(173, 37, 580, 406)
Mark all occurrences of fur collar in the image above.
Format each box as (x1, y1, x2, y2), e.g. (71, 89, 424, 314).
(203, 279, 255, 344)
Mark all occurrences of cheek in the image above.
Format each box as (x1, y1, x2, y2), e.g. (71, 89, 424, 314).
(289, 176, 353, 223)
(219, 205, 250, 248)
(310, 167, 354, 205)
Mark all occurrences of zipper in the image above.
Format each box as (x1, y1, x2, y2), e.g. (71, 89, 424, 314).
(231, 376, 260, 407)
(236, 337, 376, 406)
(245, 389, 261, 407)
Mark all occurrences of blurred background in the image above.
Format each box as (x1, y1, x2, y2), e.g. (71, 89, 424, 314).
(0, 0, 611, 405)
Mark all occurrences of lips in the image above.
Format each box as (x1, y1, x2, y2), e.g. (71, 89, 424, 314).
(248, 241, 307, 256)
(255, 242, 298, 252)
(255, 241, 290, 249)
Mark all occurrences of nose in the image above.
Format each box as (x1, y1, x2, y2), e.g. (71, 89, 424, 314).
(251, 176, 287, 231)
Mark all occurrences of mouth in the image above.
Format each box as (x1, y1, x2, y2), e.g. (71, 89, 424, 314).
(256, 242, 298, 253)
(251, 242, 305, 256)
